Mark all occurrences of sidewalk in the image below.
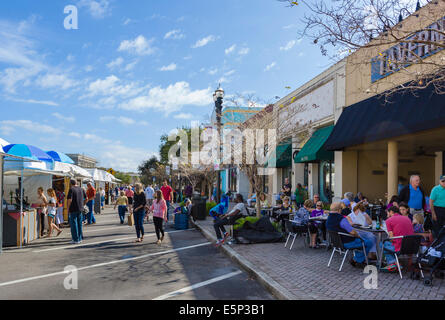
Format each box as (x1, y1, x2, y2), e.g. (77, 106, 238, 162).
(191, 210, 445, 300)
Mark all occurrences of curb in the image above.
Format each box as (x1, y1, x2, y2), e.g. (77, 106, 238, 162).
(191, 218, 303, 300)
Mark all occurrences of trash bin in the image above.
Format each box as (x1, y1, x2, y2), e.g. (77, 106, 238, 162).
(192, 195, 207, 220)
(174, 213, 189, 230)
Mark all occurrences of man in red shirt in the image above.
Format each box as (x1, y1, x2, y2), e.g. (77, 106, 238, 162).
(381, 206, 414, 271)
(86, 182, 96, 224)
(161, 180, 173, 221)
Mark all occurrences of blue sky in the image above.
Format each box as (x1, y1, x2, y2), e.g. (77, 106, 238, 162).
(0, 0, 332, 172)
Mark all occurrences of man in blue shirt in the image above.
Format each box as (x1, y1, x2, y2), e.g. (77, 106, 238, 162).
(399, 175, 425, 215)
(326, 202, 373, 268)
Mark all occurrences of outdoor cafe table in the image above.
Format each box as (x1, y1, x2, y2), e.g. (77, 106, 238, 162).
(353, 225, 388, 268)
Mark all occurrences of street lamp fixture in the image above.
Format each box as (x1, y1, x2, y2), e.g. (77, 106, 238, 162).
(214, 86, 224, 204)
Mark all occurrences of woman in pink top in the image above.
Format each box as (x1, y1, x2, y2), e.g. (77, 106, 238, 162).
(150, 190, 167, 245)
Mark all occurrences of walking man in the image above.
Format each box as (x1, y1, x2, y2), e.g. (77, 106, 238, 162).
(430, 175, 445, 238)
(67, 180, 87, 244)
(161, 179, 173, 222)
(86, 182, 96, 224)
(144, 184, 154, 222)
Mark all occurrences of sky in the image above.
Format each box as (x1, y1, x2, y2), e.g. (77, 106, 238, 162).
(0, 0, 333, 172)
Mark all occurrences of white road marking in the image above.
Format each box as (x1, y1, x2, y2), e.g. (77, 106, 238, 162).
(83, 226, 129, 233)
(153, 270, 243, 300)
(33, 229, 193, 253)
(0, 242, 211, 288)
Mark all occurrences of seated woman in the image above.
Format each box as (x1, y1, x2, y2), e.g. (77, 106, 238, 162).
(386, 195, 399, 211)
(347, 203, 377, 260)
(292, 199, 312, 235)
(274, 196, 292, 232)
(308, 201, 327, 248)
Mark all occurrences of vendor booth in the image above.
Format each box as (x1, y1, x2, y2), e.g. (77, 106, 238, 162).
(86, 168, 117, 213)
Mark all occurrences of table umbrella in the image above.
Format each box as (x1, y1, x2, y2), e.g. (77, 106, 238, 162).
(46, 151, 74, 164)
(3, 144, 53, 162)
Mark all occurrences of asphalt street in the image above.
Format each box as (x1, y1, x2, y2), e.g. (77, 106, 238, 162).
(0, 207, 274, 300)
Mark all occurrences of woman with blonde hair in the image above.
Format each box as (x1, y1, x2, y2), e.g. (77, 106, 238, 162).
(114, 190, 128, 224)
(150, 190, 167, 245)
(46, 188, 62, 237)
(132, 183, 147, 243)
(37, 187, 48, 237)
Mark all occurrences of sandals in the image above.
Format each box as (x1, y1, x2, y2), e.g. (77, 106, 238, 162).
(56, 230, 63, 237)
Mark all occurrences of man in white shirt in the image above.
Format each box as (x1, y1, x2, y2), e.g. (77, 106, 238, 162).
(145, 184, 154, 207)
(214, 193, 245, 246)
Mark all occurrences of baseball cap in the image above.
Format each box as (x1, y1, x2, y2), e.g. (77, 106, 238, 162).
(440, 175, 445, 182)
(341, 198, 351, 207)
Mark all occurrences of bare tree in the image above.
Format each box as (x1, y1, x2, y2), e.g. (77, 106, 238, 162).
(280, 0, 445, 96)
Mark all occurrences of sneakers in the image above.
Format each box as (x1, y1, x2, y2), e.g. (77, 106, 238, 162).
(215, 239, 225, 247)
(160, 234, 164, 241)
(223, 232, 230, 241)
(350, 259, 366, 268)
(156, 240, 161, 245)
(381, 263, 399, 273)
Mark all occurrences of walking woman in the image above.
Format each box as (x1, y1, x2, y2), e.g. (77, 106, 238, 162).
(114, 190, 128, 224)
(151, 190, 168, 245)
(37, 187, 48, 237)
(46, 189, 62, 237)
(132, 183, 147, 243)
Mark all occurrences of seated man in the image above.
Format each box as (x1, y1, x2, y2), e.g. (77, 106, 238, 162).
(381, 206, 414, 272)
(213, 193, 245, 246)
(326, 202, 374, 268)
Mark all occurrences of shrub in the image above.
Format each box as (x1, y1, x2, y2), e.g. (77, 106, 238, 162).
(233, 216, 280, 232)
(206, 201, 217, 215)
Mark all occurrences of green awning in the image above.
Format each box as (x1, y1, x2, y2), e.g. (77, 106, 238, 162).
(264, 142, 292, 168)
(294, 125, 334, 163)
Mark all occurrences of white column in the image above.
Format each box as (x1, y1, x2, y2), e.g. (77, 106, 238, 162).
(435, 152, 443, 184)
(309, 163, 319, 199)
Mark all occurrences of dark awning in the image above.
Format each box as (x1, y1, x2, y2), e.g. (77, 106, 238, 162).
(264, 142, 292, 168)
(294, 125, 334, 163)
(324, 84, 445, 151)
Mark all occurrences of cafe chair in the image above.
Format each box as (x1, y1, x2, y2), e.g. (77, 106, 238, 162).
(284, 219, 309, 250)
(327, 231, 369, 271)
(379, 235, 424, 279)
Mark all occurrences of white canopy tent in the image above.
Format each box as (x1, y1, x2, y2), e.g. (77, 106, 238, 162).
(0, 138, 10, 150)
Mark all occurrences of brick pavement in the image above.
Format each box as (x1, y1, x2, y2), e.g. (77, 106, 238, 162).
(192, 208, 445, 300)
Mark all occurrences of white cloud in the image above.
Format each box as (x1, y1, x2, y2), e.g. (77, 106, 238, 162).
(36, 73, 77, 90)
(164, 29, 185, 40)
(119, 81, 212, 115)
(0, 120, 60, 136)
(8, 97, 59, 106)
(107, 57, 124, 69)
(280, 40, 296, 51)
(77, 0, 111, 19)
(225, 44, 236, 55)
(208, 68, 218, 75)
(84, 133, 112, 144)
(224, 70, 236, 76)
(69, 132, 81, 138)
(52, 112, 75, 123)
(99, 115, 147, 126)
(67, 54, 75, 62)
(100, 143, 157, 172)
(159, 63, 177, 71)
(192, 35, 217, 48)
(183, 56, 192, 60)
(264, 62, 276, 71)
(85, 75, 144, 99)
(174, 113, 193, 120)
(85, 65, 93, 72)
(238, 47, 250, 55)
(118, 35, 156, 56)
(124, 60, 138, 71)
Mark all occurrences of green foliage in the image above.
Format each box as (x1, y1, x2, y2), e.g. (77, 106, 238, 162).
(233, 216, 280, 232)
(206, 201, 217, 215)
(114, 172, 131, 184)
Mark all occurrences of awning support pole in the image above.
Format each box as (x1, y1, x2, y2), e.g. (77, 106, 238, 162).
(388, 141, 398, 200)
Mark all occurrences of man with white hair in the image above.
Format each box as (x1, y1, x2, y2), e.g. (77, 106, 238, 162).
(399, 175, 425, 215)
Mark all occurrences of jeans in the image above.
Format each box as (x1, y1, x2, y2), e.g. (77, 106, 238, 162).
(134, 209, 145, 239)
(87, 200, 96, 224)
(343, 237, 373, 263)
(213, 216, 230, 240)
(101, 196, 105, 208)
(118, 205, 126, 224)
(433, 206, 445, 239)
(357, 231, 377, 253)
(380, 241, 397, 265)
(69, 212, 83, 242)
(166, 200, 171, 220)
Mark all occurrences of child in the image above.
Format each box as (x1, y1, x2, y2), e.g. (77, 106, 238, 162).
(413, 213, 432, 253)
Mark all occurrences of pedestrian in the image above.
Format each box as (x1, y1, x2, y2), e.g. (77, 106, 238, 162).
(125, 186, 134, 212)
(294, 183, 305, 208)
(67, 179, 87, 244)
(86, 182, 96, 224)
(213, 193, 246, 246)
(161, 179, 173, 222)
(399, 174, 426, 216)
(37, 187, 48, 237)
(132, 183, 147, 243)
(430, 175, 445, 238)
(114, 190, 128, 224)
(281, 178, 292, 198)
(150, 190, 168, 245)
(45, 188, 62, 238)
(144, 184, 154, 223)
(55, 188, 65, 228)
(100, 187, 106, 211)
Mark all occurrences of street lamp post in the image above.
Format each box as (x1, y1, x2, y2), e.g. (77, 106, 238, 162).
(213, 86, 224, 204)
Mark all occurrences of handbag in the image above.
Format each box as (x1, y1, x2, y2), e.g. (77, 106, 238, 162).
(128, 213, 134, 226)
(82, 205, 89, 214)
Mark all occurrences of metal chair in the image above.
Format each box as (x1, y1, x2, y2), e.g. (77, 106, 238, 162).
(379, 235, 424, 279)
(284, 219, 309, 250)
(327, 231, 369, 271)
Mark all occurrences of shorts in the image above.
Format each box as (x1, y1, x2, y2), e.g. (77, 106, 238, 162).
(128, 197, 133, 205)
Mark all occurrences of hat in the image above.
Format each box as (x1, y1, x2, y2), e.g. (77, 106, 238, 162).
(440, 175, 445, 181)
(341, 198, 351, 207)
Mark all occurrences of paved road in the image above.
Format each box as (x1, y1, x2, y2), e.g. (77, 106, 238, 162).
(0, 207, 274, 300)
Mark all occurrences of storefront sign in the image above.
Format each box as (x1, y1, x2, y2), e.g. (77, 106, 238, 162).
(371, 16, 445, 83)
